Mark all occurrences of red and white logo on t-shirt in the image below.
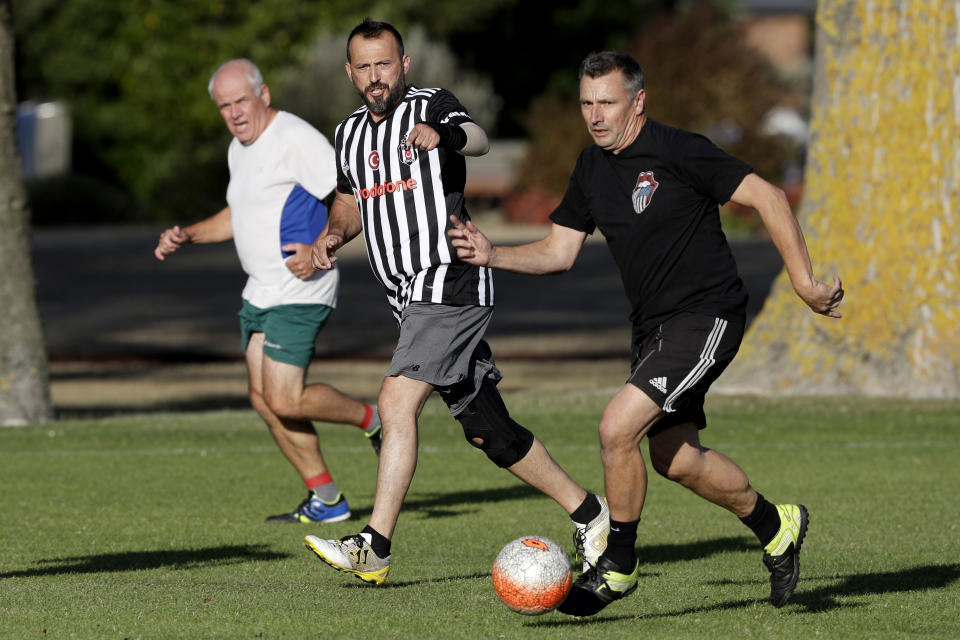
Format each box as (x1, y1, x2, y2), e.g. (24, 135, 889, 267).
(368, 150, 380, 170)
(632, 171, 659, 214)
(397, 133, 418, 166)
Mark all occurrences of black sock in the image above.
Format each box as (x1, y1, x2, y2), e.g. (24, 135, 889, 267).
(570, 493, 602, 524)
(604, 518, 639, 570)
(362, 524, 391, 558)
(739, 493, 780, 548)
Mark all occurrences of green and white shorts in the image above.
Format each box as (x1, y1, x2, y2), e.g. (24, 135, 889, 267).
(238, 300, 333, 369)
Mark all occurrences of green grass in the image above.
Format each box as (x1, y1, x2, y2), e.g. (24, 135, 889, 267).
(2, 388, 959, 639)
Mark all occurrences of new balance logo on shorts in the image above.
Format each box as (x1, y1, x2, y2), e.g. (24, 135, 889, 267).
(649, 376, 668, 393)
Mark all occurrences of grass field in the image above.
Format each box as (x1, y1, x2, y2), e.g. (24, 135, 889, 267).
(2, 360, 959, 639)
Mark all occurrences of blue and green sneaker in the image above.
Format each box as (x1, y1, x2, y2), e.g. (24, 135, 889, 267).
(265, 492, 351, 524)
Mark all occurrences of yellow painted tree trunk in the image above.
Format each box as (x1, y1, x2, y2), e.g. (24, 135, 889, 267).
(723, 0, 960, 397)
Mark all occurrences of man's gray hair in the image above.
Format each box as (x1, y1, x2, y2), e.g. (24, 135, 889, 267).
(208, 59, 264, 99)
(579, 51, 645, 97)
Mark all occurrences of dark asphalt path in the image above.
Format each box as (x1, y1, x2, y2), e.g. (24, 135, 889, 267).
(32, 225, 783, 362)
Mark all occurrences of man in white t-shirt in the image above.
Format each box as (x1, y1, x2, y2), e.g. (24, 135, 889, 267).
(155, 59, 380, 524)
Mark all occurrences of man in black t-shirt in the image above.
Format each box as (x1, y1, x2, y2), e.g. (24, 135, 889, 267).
(304, 19, 609, 587)
(450, 51, 844, 615)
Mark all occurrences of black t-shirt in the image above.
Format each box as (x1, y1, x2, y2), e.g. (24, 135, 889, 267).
(550, 118, 752, 337)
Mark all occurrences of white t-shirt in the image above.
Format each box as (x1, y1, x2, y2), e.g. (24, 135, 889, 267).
(227, 110, 339, 309)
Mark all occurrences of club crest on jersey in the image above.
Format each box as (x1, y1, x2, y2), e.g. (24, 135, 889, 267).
(398, 133, 418, 165)
(632, 171, 659, 214)
(367, 150, 380, 170)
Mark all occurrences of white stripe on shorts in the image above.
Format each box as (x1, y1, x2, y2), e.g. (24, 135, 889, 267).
(662, 317, 727, 413)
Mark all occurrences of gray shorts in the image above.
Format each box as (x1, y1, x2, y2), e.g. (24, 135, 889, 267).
(386, 303, 501, 416)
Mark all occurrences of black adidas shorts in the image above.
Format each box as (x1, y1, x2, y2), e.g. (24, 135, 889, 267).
(628, 312, 744, 438)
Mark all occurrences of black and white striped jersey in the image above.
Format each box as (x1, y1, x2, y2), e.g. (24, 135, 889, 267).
(334, 85, 494, 323)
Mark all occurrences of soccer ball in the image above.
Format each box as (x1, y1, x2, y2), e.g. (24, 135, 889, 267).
(491, 535, 572, 615)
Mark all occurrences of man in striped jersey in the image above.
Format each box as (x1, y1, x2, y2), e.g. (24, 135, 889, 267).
(304, 19, 609, 586)
(449, 51, 844, 615)
(155, 59, 382, 525)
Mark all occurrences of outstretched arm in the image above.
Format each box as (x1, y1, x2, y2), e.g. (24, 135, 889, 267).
(404, 122, 490, 157)
(311, 191, 363, 270)
(154, 206, 233, 260)
(730, 173, 844, 318)
(448, 216, 587, 274)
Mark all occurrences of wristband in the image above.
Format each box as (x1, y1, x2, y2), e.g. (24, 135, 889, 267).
(431, 123, 468, 150)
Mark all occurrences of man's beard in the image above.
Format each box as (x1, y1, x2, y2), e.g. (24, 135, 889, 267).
(360, 77, 406, 115)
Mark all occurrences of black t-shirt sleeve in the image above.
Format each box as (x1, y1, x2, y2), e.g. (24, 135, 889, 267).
(549, 152, 596, 234)
(678, 132, 752, 204)
(426, 89, 475, 126)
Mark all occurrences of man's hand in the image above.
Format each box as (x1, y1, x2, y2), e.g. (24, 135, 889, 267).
(311, 233, 344, 270)
(447, 215, 493, 266)
(154, 225, 190, 260)
(404, 122, 441, 151)
(796, 274, 844, 318)
(282, 243, 318, 280)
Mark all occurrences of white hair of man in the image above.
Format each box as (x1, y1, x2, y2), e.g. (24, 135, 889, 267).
(207, 58, 264, 99)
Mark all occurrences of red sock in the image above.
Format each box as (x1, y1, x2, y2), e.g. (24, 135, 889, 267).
(305, 471, 333, 491)
(359, 404, 374, 430)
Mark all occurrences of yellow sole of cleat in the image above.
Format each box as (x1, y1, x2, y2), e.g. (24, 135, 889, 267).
(304, 539, 390, 585)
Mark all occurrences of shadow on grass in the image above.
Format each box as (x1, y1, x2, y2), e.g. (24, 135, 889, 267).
(348, 485, 542, 520)
(339, 537, 753, 591)
(343, 571, 493, 589)
(0, 544, 290, 579)
(640, 536, 754, 563)
(528, 563, 960, 626)
(54, 394, 253, 419)
(787, 564, 960, 613)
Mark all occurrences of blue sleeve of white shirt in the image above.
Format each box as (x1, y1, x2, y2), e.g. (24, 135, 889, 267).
(279, 184, 327, 257)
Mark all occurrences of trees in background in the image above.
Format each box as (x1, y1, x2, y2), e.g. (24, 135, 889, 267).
(509, 2, 806, 223)
(13, 0, 359, 222)
(12, 0, 679, 224)
(276, 25, 501, 146)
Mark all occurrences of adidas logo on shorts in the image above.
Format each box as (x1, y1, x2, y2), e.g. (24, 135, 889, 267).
(649, 376, 668, 393)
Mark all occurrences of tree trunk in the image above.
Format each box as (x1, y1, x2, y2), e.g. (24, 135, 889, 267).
(723, 0, 960, 397)
(0, 0, 53, 425)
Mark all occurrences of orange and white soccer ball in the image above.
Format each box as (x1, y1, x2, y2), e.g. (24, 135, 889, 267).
(491, 535, 572, 615)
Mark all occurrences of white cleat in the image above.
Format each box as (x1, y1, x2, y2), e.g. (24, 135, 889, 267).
(573, 495, 610, 571)
(305, 533, 391, 585)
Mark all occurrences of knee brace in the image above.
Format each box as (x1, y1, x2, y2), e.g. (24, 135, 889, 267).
(454, 378, 534, 468)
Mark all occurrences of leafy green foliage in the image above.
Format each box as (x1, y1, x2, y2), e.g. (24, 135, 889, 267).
(12, 0, 520, 222)
(13, 0, 354, 218)
(12, 1, 800, 227)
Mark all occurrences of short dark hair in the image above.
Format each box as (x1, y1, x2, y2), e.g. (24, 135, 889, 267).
(346, 18, 404, 61)
(579, 51, 645, 97)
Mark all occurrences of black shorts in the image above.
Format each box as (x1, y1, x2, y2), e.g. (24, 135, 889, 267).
(628, 312, 744, 437)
